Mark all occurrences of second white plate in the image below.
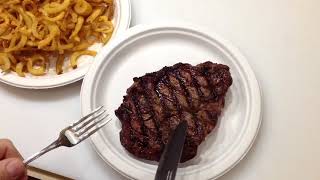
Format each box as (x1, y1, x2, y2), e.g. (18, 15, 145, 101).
(81, 24, 262, 180)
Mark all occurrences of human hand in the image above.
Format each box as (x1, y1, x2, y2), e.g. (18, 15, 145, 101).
(0, 139, 27, 180)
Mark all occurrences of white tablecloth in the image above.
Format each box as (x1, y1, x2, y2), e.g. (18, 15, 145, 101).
(1, 0, 320, 179)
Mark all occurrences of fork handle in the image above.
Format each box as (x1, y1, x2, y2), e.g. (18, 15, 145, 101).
(23, 140, 61, 165)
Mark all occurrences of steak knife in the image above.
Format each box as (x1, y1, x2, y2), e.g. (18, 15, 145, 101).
(155, 121, 188, 180)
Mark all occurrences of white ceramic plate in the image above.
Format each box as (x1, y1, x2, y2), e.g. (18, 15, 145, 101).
(0, 0, 131, 89)
(81, 25, 262, 180)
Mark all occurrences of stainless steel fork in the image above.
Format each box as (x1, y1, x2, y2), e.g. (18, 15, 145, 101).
(23, 106, 110, 165)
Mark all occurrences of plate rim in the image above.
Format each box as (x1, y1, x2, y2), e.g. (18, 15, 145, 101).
(0, 0, 131, 89)
(80, 24, 262, 180)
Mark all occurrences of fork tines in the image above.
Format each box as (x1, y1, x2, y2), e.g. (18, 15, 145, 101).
(72, 106, 110, 139)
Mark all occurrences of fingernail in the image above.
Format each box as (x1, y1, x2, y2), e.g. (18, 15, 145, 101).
(6, 159, 24, 179)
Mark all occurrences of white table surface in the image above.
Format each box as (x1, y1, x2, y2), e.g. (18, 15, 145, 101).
(1, 0, 320, 179)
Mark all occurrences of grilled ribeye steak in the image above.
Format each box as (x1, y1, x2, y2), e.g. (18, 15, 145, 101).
(115, 61, 232, 162)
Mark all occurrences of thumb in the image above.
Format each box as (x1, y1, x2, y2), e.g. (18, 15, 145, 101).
(0, 158, 26, 180)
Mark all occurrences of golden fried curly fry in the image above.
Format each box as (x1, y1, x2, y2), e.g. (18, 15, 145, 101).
(58, 42, 74, 52)
(26, 54, 46, 76)
(70, 50, 96, 69)
(43, 12, 66, 22)
(70, 16, 84, 40)
(15, 61, 25, 77)
(43, 0, 71, 15)
(56, 54, 64, 75)
(93, 16, 113, 33)
(86, 8, 102, 23)
(72, 41, 91, 51)
(74, 0, 93, 17)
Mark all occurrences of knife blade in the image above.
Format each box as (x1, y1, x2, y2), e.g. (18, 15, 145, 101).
(155, 121, 188, 180)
